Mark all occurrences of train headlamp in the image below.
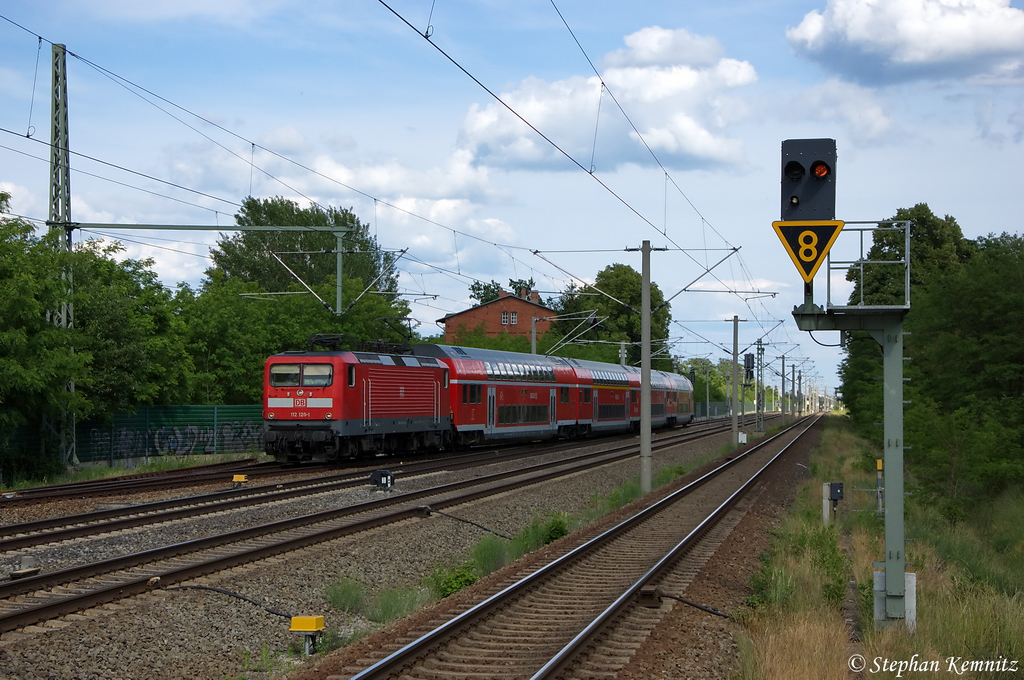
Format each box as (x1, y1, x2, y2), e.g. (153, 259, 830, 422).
(268, 412, 275, 419)
(325, 413, 333, 420)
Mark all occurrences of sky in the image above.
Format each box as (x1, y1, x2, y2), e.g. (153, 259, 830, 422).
(1, 0, 1022, 399)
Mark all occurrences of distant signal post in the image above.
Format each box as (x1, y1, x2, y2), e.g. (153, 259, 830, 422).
(774, 138, 913, 631)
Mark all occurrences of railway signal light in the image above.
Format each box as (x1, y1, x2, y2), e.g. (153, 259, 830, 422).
(780, 138, 836, 221)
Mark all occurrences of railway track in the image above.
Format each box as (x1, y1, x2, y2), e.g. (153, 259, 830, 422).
(0, 417, 752, 553)
(0, 417, 763, 635)
(337, 415, 820, 680)
(0, 459, 315, 505)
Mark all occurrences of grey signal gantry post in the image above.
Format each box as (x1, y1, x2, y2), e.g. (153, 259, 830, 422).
(775, 139, 912, 628)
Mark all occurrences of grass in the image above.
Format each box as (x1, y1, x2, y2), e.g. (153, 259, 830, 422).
(2, 451, 265, 491)
(735, 608, 851, 680)
(734, 415, 1024, 679)
(325, 577, 366, 613)
(315, 444, 746, 654)
(907, 489, 1024, 596)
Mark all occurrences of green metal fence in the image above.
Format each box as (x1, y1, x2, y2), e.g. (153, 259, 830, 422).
(76, 405, 264, 464)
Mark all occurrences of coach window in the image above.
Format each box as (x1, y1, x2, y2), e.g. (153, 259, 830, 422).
(348, 365, 356, 387)
(270, 364, 300, 387)
(443, 369, 449, 388)
(302, 364, 333, 387)
(560, 386, 570, 403)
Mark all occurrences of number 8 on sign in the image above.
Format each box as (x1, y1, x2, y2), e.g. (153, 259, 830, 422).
(771, 220, 844, 283)
(798, 231, 818, 262)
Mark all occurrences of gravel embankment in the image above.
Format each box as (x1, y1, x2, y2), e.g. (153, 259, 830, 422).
(0, 429, 742, 679)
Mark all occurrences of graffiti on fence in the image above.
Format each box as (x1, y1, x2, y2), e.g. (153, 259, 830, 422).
(86, 427, 150, 461)
(153, 425, 210, 456)
(220, 420, 263, 453)
(152, 420, 264, 456)
(84, 421, 264, 460)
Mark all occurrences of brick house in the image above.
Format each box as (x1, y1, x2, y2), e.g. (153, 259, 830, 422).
(437, 290, 555, 344)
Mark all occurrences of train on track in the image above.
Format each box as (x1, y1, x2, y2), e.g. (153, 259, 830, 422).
(263, 342, 694, 463)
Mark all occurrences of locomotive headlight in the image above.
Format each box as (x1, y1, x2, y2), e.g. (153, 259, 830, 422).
(268, 412, 275, 419)
(325, 413, 333, 420)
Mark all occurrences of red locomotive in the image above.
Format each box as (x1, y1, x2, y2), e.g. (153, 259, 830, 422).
(263, 343, 694, 463)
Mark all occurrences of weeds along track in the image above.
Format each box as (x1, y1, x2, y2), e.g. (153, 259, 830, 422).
(0, 459, 304, 504)
(0, 418, 744, 551)
(0, 419, 749, 635)
(339, 416, 820, 680)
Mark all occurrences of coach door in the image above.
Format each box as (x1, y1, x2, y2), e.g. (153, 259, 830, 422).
(486, 386, 496, 434)
(550, 388, 557, 429)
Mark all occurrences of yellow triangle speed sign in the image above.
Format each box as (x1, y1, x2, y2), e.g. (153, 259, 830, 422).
(772, 220, 844, 283)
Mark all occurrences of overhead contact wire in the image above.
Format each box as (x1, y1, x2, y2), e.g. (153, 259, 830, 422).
(375, 0, 665, 236)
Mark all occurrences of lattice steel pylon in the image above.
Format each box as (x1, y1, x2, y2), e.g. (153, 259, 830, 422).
(755, 338, 765, 432)
(47, 43, 78, 466)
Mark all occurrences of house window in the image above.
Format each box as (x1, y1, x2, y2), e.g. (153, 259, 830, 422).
(501, 311, 509, 325)
(510, 312, 517, 325)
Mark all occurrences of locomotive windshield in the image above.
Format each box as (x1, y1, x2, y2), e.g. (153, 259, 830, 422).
(302, 364, 333, 387)
(269, 363, 333, 387)
(270, 364, 300, 387)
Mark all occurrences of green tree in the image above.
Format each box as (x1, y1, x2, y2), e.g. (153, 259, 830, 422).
(840, 203, 972, 440)
(909, 233, 1024, 409)
(846, 203, 972, 307)
(679, 357, 728, 404)
(468, 280, 503, 304)
(507, 278, 536, 298)
(72, 240, 194, 416)
(840, 203, 1024, 515)
(541, 267, 672, 369)
(0, 195, 88, 478)
(0, 196, 86, 448)
(185, 196, 413, 403)
(180, 267, 409, 404)
(900, 233, 1024, 517)
(468, 278, 536, 305)
(210, 196, 398, 299)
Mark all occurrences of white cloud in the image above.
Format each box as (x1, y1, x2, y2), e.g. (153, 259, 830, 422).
(0, 182, 40, 220)
(788, 0, 1024, 84)
(800, 79, 896, 143)
(259, 126, 310, 156)
(458, 26, 757, 171)
(309, 148, 495, 203)
(604, 26, 724, 68)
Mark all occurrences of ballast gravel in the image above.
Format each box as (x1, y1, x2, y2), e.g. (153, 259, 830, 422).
(0, 425, 783, 679)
